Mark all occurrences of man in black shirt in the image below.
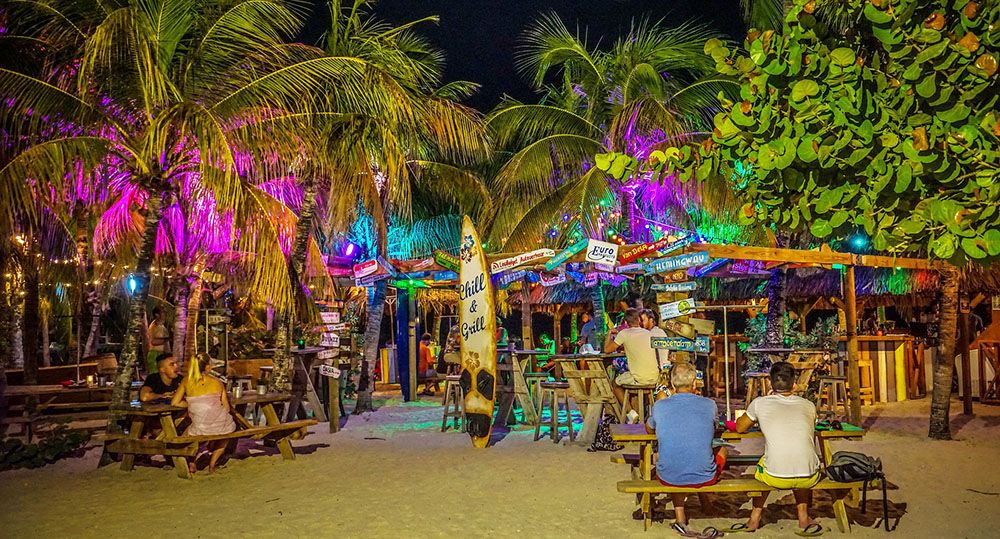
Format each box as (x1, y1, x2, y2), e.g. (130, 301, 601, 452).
(140, 354, 182, 402)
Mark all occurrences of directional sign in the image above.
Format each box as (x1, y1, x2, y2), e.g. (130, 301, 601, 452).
(320, 333, 341, 348)
(584, 273, 599, 288)
(619, 235, 690, 264)
(434, 250, 460, 272)
(490, 249, 555, 274)
(496, 269, 526, 289)
(615, 263, 645, 274)
(355, 272, 389, 287)
(585, 239, 619, 267)
(693, 258, 730, 277)
(353, 259, 378, 279)
(318, 364, 342, 378)
(651, 335, 710, 353)
(690, 318, 716, 336)
(319, 311, 341, 324)
(316, 349, 339, 360)
(540, 272, 566, 287)
(545, 238, 588, 270)
(326, 322, 348, 332)
(651, 281, 698, 292)
(433, 270, 458, 281)
(659, 298, 697, 320)
(646, 251, 710, 274)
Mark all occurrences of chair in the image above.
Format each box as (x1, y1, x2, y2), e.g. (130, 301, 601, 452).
(745, 373, 772, 406)
(857, 359, 875, 405)
(440, 375, 465, 432)
(620, 384, 655, 424)
(534, 381, 575, 443)
(816, 376, 850, 420)
(523, 372, 550, 414)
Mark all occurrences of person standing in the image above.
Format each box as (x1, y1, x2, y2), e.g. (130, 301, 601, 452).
(578, 311, 601, 352)
(417, 333, 439, 396)
(146, 307, 171, 374)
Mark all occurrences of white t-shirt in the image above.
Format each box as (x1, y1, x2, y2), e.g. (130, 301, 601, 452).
(614, 327, 659, 383)
(649, 326, 669, 369)
(746, 393, 820, 478)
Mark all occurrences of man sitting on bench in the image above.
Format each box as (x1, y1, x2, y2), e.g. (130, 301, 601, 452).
(140, 353, 182, 403)
(647, 362, 725, 537)
(734, 361, 823, 536)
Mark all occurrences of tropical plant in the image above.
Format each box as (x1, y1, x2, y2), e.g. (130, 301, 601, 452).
(485, 13, 734, 251)
(641, 0, 1000, 438)
(0, 0, 407, 423)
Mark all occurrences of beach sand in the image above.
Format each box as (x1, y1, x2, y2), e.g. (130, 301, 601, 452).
(2, 395, 999, 538)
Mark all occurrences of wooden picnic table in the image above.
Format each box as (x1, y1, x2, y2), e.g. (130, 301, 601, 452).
(108, 391, 315, 478)
(550, 354, 624, 445)
(4, 384, 113, 398)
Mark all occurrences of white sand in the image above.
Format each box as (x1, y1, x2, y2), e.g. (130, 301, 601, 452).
(2, 396, 999, 538)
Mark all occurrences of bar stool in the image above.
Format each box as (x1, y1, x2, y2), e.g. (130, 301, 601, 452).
(816, 376, 850, 419)
(857, 359, 876, 405)
(523, 372, 550, 414)
(440, 375, 466, 432)
(534, 381, 575, 443)
(620, 384, 655, 423)
(745, 373, 771, 406)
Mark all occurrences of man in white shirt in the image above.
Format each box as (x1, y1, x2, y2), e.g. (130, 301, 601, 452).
(604, 309, 659, 403)
(734, 361, 823, 535)
(641, 309, 669, 370)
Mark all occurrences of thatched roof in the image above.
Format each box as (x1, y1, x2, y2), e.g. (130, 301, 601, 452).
(701, 267, 940, 301)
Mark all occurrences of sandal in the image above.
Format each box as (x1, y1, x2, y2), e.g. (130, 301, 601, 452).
(726, 523, 756, 533)
(795, 523, 825, 537)
(671, 523, 700, 537)
(698, 526, 725, 538)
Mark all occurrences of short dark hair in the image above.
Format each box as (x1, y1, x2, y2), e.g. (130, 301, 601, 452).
(769, 361, 797, 391)
(156, 352, 174, 365)
(623, 308, 642, 326)
(421, 333, 431, 341)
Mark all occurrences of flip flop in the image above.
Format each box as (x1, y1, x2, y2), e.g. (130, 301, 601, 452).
(698, 526, 725, 538)
(726, 523, 756, 533)
(671, 523, 700, 537)
(794, 523, 825, 537)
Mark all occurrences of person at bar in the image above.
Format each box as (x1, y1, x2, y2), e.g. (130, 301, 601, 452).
(646, 362, 725, 537)
(578, 311, 600, 353)
(146, 307, 171, 374)
(417, 333, 439, 396)
(139, 353, 182, 403)
(733, 361, 823, 536)
(604, 309, 659, 403)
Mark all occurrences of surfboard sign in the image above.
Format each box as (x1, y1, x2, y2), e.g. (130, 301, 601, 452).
(459, 217, 498, 449)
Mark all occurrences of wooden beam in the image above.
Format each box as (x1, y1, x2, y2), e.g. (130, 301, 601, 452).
(689, 244, 853, 266)
(844, 266, 862, 425)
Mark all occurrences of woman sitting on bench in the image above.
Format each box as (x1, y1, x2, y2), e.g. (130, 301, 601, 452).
(172, 354, 236, 474)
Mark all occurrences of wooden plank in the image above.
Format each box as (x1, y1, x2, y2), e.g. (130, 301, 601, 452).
(844, 266, 862, 424)
(616, 478, 863, 494)
(260, 403, 295, 460)
(119, 418, 145, 472)
(159, 413, 191, 479)
(107, 439, 198, 457)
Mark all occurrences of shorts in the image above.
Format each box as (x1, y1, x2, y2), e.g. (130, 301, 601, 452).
(615, 371, 657, 386)
(417, 368, 438, 381)
(658, 450, 727, 488)
(754, 457, 821, 489)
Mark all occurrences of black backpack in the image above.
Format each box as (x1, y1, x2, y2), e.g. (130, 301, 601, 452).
(826, 451, 891, 531)
(588, 413, 624, 452)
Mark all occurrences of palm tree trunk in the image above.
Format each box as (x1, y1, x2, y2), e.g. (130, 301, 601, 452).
(84, 287, 102, 357)
(590, 284, 606, 342)
(183, 276, 202, 361)
(0, 244, 12, 365)
(764, 268, 786, 347)
(353, 279, 387, 413)
(22, 258, 40, 384)
(41, 300, 51, 367)
(171, 277, 190, 364)
(929, 267, 960, 439)
(273, 177, 318, 390)
(107, 191, 168, 430)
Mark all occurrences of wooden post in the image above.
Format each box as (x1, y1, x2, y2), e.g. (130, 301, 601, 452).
(844, 265, 862, 425)
(553, 306, 562, 349)
(959, 300, 973, 416)
(328, 374, 340, 433)
(408, 291, 417, 401)
(521, 281, 533, 350)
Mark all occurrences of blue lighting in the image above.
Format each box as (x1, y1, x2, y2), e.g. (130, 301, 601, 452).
(851, 235, 868, 249)
(127, 275, 138, 295)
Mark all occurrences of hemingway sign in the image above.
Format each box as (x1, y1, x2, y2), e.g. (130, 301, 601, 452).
(646, 251, 710, 275)
(490, 249, 554, 274)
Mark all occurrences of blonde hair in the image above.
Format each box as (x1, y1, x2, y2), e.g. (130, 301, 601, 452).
(186, 353, 213, 384)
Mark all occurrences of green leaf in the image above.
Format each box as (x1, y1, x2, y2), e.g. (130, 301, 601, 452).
(898, 218, 924, 235)
(962, 237, 988, 259)
(894, 163, 912, 193)
(830, 48, 856, 67)
(704, 38, 725, 55)
(797, 138, 818, 162)
(791, 80, 820, 101)
(984, 229, 1000, 256)
(810, 219, 833, 238)
(937, 103, 971, 123)
(932, 234, 957, 259)
(863, 2, 892, 24)
(916, 74, 937, 99)
(595, 153, 613, 171)
(830, 212, 849, 228)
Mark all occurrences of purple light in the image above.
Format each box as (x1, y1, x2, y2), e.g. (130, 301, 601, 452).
(345, 242, 356, 256)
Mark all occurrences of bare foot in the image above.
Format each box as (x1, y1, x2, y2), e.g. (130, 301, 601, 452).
(188, 463, 197, 475)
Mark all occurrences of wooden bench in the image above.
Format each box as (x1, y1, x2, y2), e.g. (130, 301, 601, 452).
(618, 477, 865, 532)
(106, 419, 317, 478)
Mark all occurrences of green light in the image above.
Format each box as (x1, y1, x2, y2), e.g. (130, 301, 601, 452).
(832, 263, 844, 269)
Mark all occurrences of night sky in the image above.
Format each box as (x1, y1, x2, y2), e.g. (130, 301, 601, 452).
(303, 1, 746, 111)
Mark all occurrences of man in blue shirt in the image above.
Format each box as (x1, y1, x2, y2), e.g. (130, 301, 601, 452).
(647, 362, 726, 536)
(578, 311, 600, 351)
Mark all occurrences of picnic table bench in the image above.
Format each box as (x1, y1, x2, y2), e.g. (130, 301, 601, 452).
(104, 391, 317, 479)
(610, 423, 868, 532)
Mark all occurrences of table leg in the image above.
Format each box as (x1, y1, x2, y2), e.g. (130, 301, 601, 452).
(831, 488, 852, 533)
(574, 400, 603, 445)
(119, 418, 146, 472)
(261, 403, 295, 460)
(158, 415, 190, 479)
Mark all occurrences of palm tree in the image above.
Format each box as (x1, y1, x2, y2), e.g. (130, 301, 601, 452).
(486, 13, 732, 251)
(0, 0, 410, 421)
(269, 0, 490, 411)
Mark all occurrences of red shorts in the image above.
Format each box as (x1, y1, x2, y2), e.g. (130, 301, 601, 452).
(657, 450, 727, 488)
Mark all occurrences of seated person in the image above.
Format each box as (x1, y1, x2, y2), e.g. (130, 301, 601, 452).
(647, 362, 725, 537)
(417, 333, 439, 396)
(641, 308, 670, 370)
(734, 361, 823, 536)
(139, 353, 182, 403)
(172, 354, 236, 474)
(604, 309, 659, 403)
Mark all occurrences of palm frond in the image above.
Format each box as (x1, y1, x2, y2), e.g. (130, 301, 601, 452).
(517, 11, 601, 90)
